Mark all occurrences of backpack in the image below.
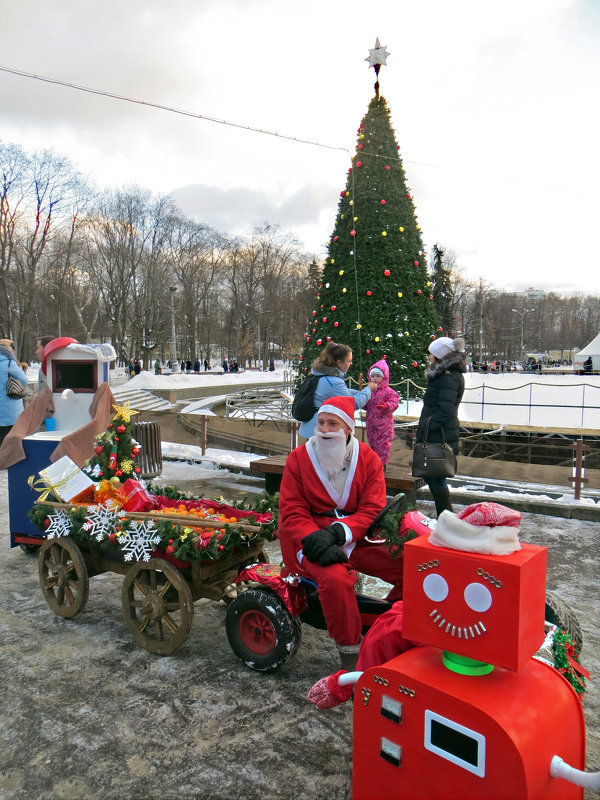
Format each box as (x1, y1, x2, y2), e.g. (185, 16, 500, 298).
(291, 374, 321, 422)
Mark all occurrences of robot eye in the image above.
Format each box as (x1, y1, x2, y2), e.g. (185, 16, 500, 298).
(464, 582, 492, 612)
(423, 573, 449, 602)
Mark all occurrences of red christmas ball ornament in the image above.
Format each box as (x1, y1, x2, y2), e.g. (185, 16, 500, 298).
(117, 425, 126, 433)
(333, 236, 339, 242)
(326, 336, 331, 341)
(116, 469, 123, 477)
(385, 165, 390, 171)
(438, 327, 443, 332)
(312, 328, 316, 333)
(98, 472, 103, 477)
(134, 467, 141, 474)
(358, 144, 363, 149)
(429, 294, 433, 300)
(166, 544, 176, 556)
(95, 445, 103, 455)
(413, 361, 418, 367)
(334, 321, 339, 327)
(431, 335, 436, 340)
(380, 199, 386, 205)
(312, 310, 316, 315)
(219, 544, 224, 551)
(114, 437, 119, 442)
(132, 447, 140, 455)
(366, 350, 371, 354)
(367, 290, 372, 296)
(356, 161, 362, 167)
(417, 289, 422, 294)
(109, 532, 118, 544)
(407, 193, 412, 199)
(299, 356, 303, 361)
(350, 230, 357, 236)
(384, 270, 390, 277)
(317, 339, 322, 345)
(383, 354, 387, 359)
(340, 191, 345, 197)
(414, 261, 419, 266)
(331, 305, 336, 310)
(107, 424, 112, 429)
(322, 317, 327, 323)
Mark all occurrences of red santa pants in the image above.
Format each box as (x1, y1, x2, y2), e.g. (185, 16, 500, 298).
(297, 539, 404, 646)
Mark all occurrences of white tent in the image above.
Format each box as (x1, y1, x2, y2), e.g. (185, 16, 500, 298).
(573, 333, 600, 371)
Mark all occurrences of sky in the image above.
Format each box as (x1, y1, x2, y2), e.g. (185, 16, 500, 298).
(0, 0, 598, 293)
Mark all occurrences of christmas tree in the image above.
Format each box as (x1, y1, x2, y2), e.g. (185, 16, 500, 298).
(300, 41, 441, 389)
(85, 402, 142, 483)
(430, 243, 455, 336)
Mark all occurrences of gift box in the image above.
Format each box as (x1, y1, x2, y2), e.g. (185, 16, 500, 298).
(34, 455, 95, 503)
(116, 478, 156, 512)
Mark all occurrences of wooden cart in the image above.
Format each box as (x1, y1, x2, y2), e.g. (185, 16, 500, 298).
(36, 501, 269, 655)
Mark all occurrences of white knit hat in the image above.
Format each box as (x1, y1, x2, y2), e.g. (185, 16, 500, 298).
(429, 336, 461, 360)
(369, 367, 384, 378)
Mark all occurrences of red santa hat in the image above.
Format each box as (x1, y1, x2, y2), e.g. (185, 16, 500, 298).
(318, 395, 356, 431)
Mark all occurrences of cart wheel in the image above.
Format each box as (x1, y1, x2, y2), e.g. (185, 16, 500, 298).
(226, 588, 302, 672)
(122, 557, 194, 655)
(545, 590, 584, 654)
(39, 537, 89, 618)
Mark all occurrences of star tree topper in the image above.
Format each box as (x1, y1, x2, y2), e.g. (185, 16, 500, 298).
(365, 38, 390, 73)
(112, 401, 138, 423)
(366, 38, 390, 96)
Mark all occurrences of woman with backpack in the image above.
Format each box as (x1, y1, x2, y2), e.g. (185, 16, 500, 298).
(296, 342, 377, 439)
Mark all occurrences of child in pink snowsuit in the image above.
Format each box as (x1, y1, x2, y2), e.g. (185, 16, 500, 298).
(364, 359, 399, 467)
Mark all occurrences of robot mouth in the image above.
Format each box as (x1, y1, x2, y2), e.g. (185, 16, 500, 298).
(429, 608, 487, 639)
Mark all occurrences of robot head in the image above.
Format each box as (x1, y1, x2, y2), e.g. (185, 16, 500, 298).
(402, 537, 547, 672)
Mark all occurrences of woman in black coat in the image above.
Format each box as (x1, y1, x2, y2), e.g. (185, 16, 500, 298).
(416, 336, 466, 517)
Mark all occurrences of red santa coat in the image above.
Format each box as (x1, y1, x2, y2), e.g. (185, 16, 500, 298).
(278, 437, 386, 571)
(279, 437, 405, 645)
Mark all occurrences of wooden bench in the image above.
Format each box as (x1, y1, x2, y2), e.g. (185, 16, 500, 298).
(249, 454, 424, 503)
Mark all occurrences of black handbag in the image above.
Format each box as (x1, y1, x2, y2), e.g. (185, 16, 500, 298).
(412, 418, 457, 479)
(6, 374, 26, 399)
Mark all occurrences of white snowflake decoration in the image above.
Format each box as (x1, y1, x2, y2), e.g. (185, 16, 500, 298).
(82, 501, 127, 541)
(45, 510, 73, 539)
(120, 520, 161, 562)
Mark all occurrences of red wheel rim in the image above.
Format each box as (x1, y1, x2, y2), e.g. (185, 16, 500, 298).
(238, 609, 277, 654)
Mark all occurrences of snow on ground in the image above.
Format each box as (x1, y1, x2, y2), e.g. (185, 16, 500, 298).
(128, 367, 290, 391)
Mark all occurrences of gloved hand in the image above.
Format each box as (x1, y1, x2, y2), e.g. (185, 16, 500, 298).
(318, 544, 349, 566)
(301, 523, 345, 563)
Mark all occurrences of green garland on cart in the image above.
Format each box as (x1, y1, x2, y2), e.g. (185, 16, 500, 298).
(29, 500, 277, 564)
(370, 510, 419, 559)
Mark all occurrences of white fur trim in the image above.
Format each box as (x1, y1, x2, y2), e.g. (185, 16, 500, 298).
(430, 510, 521, 555)
(318, 403, 355, 430)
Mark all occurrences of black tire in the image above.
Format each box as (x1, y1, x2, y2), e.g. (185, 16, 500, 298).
(226, 588, 302, 672)
(545, 590, 583, 654)
(20, 543, 41, 555)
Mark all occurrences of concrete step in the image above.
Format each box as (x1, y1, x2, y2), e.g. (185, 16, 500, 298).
(111, 385, 174, 412)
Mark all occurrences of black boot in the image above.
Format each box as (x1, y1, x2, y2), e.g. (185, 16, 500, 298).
(432, 486, 453, 518)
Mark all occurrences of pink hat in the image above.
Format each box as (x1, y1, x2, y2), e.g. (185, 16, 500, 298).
(318, 395, 356, 430)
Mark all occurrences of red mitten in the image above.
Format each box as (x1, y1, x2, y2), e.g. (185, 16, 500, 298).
(307, 670, 354, 710)
(376, 402, 387, 410)
(458, 502, 521, 528)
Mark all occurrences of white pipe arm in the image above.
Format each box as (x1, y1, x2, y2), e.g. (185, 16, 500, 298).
(550, 755, 600, 789)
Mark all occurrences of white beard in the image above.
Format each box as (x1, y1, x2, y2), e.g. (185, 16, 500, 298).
(314, 429, 348, 478)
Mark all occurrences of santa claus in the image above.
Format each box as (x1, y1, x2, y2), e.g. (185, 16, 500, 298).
(278, 395, 404, 669)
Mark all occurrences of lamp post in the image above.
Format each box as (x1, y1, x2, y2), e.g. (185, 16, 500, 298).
(472, 298, 484, 366)
(512, 308, 535, 360)
(170, 287, 179, 372)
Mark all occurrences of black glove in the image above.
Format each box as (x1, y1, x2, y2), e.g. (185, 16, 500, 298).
(318, 544, 349, 567)
(301, 523, 346, 563)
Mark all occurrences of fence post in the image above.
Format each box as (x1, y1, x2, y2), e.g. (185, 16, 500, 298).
(290, 421, 299, 451)
(568, 438, 589, 500)
(200, 414, 207, 456)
